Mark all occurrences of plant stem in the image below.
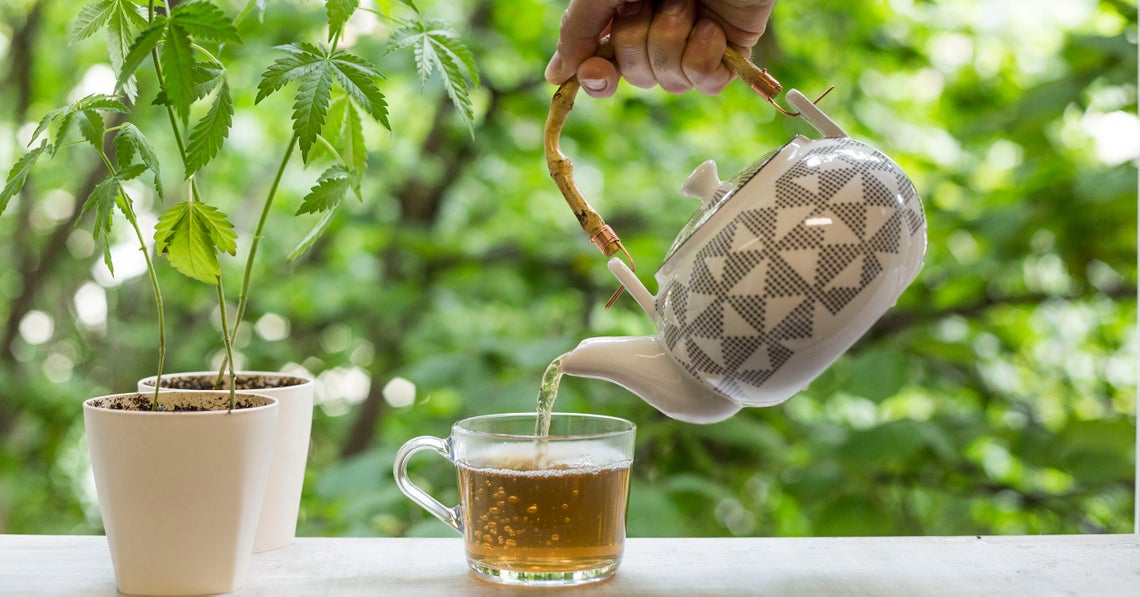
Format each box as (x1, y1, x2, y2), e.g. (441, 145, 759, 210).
(213, 29, 348, 383)
(99, 145, 166, 411)
(214, 134, 298, 387)
(146, 0, 227, 392)
(215, 278, 237, 410)
(129, 206, 166, 411)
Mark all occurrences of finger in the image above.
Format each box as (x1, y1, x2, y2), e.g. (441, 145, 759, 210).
(647, 0, 697, 94)
(682, 18, 733, 95)
(699, 0, 775, 48)
(577, 56, 622, 98)
(546, 0, 629, 84)
(610, 0, 655, 88)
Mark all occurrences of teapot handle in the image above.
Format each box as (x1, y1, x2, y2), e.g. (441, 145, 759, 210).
(544, 43, 825, 307)
(544, 43, 631, 263)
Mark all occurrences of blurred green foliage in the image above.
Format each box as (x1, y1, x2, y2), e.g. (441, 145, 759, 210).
(0, 0, 1135, 539)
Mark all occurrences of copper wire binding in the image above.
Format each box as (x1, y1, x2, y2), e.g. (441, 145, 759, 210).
(545, 43, 833, 309)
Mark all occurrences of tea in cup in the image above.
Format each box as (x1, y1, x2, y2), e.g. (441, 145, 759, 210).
(393, 413, 636, 586)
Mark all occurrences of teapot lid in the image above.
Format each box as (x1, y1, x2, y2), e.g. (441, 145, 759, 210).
(660, 90, 849, 271)
(662, 144, 789, 266)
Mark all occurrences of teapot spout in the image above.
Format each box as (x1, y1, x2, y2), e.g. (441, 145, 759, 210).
(561, 336, 741, 424)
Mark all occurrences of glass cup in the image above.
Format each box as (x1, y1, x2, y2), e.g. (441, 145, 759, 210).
(393, 413, 636, 587)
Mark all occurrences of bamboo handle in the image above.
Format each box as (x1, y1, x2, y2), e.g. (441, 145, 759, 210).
(544, 44, 788, 293)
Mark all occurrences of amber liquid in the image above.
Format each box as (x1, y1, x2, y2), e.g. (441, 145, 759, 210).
(458, 453, 632, 574)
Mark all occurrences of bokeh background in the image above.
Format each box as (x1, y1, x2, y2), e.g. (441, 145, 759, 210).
(0, 0, 1135, 538)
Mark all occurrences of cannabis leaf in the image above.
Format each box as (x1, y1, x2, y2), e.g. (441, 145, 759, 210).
(159, 17, 198, 122)
(326, 0, 360, 42)
(114, 123, 164, 200)
(116, 1, 240, 122)
(80, 176, 124, 275)
(257, 42, 388, 162)
(30, 94, 126, 154)
(117, 18, 167, 91)
(185, 80, 233, 176)
(154, 200, 238, 284)
(71, 0, 116, 44)
(388, 18, 479, 132)
(297, 165, 350, 215)
(328, 50, 389, 127)
(288, 165, 353, 265)
(287, 209, 337, 267)
(78, 163, 146, 276)
(319, 94, 367, 198)
(0, 144, 49, 216)
(169, 1, 242, 44)
(73, 0, 148, 100)
(76, 110, 106, 150)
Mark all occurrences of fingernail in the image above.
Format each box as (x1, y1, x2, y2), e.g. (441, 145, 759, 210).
(661, 0, 687, 16)
(545, 53, 565, 83)
(581, 78, 607, 92)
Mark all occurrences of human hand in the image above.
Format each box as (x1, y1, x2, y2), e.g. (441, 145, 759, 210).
(544, 0, 776, 98)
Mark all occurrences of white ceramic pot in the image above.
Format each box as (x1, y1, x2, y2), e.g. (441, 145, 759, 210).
(84, 391, 278, 595)
(139, 371, 315, 553)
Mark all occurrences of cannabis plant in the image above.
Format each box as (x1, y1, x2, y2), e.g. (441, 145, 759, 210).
(0, 0, 478, 408)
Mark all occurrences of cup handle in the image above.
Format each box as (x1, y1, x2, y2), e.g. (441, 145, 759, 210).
(393, 435, 462, 534)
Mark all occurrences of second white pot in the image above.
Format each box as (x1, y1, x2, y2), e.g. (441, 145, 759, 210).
(140, 371, 315, 552)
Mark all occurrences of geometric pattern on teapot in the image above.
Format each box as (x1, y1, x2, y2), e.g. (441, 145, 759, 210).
(657, 138, 924, 401)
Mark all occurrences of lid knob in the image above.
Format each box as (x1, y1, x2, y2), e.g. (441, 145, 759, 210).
(681, 160, 721, 208)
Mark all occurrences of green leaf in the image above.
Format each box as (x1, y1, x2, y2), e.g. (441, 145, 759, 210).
(74, 94, 129, 113)
(170, 1, 241, 44)
(321, 97, 367, 199)
(184, 80, 233, 176)
(71, 0, 115, 43)
(31, 95, 125, 153)
(30, 108, 66, 149)
(329, 50, 389, 128)
(287, 208, 337, 267)
(115, 164, 148, 182)
(319, 97, 367, 200)
(342, 99, 367, 180)
(154, 200, 237, 284)
(80, 176, 122, 275)
(326, 0, 360, 41)
(388, 19, 478, 131)
(160, 20, 198, 122)
(77, 110, 106, 150)
(193, 59, 226, 99)
(297, 165, 349, 215)
(256, 42, 326, 104)
(114, 123, 163, 200)
(292, 60, 336, 162)
(106, 0, 148, 100)
(0, 144, 49, 215)
(310, 92, 347, 164)
(116, 18, 166, 93)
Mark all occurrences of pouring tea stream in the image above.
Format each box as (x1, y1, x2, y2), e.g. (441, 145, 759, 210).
(543, 51, 927, 424)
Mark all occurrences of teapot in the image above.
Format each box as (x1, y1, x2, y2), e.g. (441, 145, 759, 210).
(547, 83, 927, 423)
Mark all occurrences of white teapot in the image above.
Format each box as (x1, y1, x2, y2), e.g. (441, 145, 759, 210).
(560, 90, 927, 423)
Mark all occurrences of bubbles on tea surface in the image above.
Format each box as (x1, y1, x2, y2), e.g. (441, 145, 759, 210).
(465, 443, 631, 480)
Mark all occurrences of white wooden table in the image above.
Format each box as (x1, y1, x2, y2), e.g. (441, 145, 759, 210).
(1, 534, 1137, 595)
